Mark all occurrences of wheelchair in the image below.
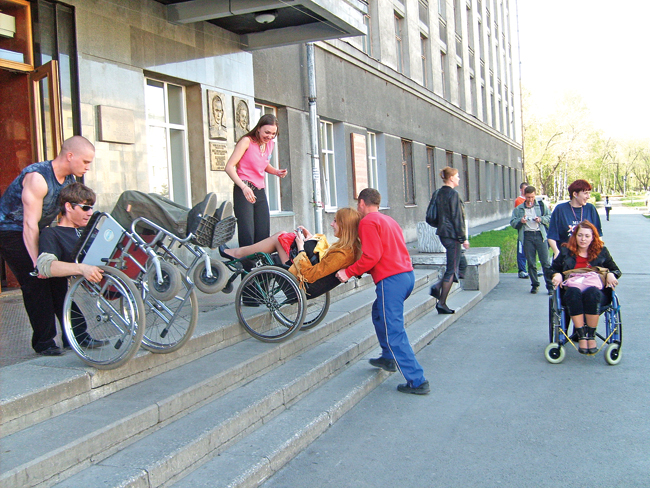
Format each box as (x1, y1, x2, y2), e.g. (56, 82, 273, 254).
(219, 251, 332, 343)
(544, 286, 622, 365)
(62, 211, 236, 369)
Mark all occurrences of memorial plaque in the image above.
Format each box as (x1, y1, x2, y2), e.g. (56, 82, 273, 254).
(233, 97, 250, 141)
(351, 133, 368, 198)
(207, 89, 227, 140)
(210, 141, 228, 171)
(98, 106, 135, 144)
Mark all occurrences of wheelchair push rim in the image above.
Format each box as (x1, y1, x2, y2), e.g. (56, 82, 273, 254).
(63, 266, 146, 369)
(235, 266, 306, 343)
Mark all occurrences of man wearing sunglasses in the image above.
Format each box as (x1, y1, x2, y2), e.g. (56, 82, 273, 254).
(34, 182, 107, 350)
(0, 136, 95, 356)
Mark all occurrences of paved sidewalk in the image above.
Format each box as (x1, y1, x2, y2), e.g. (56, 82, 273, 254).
(262, 205, 650, 487)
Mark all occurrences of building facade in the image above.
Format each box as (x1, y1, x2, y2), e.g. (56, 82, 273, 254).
(252, 0, 523, 243)
(0, 0, 521, 288)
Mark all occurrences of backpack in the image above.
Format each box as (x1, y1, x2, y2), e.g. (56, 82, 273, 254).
(426, 189, 440, 227)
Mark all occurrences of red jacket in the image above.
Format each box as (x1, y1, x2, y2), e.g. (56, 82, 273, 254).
(343, 211, 412, 284)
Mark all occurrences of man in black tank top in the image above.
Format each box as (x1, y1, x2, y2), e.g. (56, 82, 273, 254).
(0, 136, 94, 355)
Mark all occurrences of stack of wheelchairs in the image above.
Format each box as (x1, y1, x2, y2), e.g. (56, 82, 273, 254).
(544, 287, 622, 365)
(64, 210, 331, 369)
(64, 211, 236, 369)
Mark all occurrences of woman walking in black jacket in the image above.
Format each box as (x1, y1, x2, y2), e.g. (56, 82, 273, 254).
(430, 166, 470, 314)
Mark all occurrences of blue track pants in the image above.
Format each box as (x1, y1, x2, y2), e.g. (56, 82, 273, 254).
(373, 270, 426, 387)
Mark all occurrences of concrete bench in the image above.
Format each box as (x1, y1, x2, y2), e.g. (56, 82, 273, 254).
(412, 222, 500, 295)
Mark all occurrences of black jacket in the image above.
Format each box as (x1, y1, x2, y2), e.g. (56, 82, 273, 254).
(551, 246, 622, 278)
(435, 185, 466, 242)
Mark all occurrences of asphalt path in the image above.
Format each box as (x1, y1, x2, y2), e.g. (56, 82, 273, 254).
(263, 207, 650, 488)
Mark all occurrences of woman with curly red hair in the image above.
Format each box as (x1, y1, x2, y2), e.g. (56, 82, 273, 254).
(550, 220, 621, 354)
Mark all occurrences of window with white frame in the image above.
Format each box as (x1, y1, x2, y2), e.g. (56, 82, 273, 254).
(145, 78, 190, 206)
(319, 121, 337, 208)
(366, 131, 378, 189)
(254, 103, 282, 212)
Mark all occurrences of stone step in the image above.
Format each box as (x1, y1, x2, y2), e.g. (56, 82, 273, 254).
(48, 284, 477, 488)
(0, 272, 384, 438)
(172, 290, 483, 487)
(0, 271, 442, 488)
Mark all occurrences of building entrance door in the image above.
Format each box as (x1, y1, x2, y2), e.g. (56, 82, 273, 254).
(0, 59, 62, 290)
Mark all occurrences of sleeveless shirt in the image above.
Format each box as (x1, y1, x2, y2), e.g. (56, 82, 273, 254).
(0, 161, 76, 232)
(236, 138, 275, 189)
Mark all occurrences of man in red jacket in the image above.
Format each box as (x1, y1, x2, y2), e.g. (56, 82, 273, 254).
(336, 188, 429, 395)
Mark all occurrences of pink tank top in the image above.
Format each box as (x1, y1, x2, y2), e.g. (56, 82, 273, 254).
(236, 138, 275, 189)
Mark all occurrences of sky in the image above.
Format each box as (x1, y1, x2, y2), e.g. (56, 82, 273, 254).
(515, 0, 650, 141)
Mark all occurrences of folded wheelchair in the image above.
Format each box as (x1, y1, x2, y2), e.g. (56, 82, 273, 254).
(63, 211, 235, 369)
(544, 287, 622, 365)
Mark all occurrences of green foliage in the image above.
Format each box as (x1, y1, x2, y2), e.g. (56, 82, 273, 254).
(469, 227, 518, 273)
(622, 197, 645, 207)
(591, 191, 601, 202)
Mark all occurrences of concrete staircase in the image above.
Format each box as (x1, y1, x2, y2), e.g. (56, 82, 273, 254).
(0, 268, 481, 488)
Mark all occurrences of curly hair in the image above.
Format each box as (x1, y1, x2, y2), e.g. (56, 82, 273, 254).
(562, 220, 603, 261)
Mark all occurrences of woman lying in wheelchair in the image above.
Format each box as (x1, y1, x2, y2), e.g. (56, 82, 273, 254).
(219, 207, 361, 298)
(550, 220, 621, 354)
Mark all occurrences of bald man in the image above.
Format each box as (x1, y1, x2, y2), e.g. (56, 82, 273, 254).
(0, 136, 95, 355)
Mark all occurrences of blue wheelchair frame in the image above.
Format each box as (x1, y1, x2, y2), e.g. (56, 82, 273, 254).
(545, 286, 622, 365)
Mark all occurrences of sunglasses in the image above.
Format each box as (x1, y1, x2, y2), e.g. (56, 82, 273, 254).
(71, 203, 94, 211)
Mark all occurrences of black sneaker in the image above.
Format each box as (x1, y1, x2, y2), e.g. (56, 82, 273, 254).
(369, 357, 397, 372)
(186, 193, 217, 236)
(530, 286, 538, 294)
(397, 380, 430, 395)
(38, 345, 64, 356)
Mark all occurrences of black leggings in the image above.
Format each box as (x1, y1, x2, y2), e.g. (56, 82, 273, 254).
(562, 286, 610, 316)
(233, 185, 270, 247)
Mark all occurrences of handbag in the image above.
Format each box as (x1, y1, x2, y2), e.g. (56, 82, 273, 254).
(426, 189, 440, 227)
(562, 267, 607, 291)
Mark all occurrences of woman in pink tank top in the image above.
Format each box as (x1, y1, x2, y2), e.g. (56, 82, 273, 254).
(225, 114, 287, 246)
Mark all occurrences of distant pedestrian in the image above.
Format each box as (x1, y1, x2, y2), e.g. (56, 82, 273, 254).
(514, 182, 529, 278)
(428, 167, 469, 314)
(605, 196, 612, 221)
(335, 188, 429, 395)
(547, 179, 602, 258)
(510, 186, 553, 295)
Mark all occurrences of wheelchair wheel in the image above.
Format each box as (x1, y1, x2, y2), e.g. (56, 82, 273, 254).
(140, 280, 198, 353)
(300, 292, 331, 330)
(146, 260, 183, 301)
(544, 343, 566, 364)
(235, 266, 306, 343)
(605, 343, 622, 365)
(63, 266, 146, 370)
(193, 258, 229, 294)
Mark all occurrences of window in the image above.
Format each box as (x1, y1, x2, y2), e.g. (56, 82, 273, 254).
(440, 51, 448, 99)
(367, 131, 378, 189)
(401, 139, 415, 204)
(419, 0, 429, 24)
(462, 154, 470, 202)
(475, 159, 481, 201)
(363, 13, 372, 56)
(319, 121, 337, 208)
(145, 78, 190, 206)
(395, 12, 404, 73)
(420, 34, 430, 88)
(427, 146, 435, 196)
(446, 150, 454, 168)
(457, 65, 465, 109)
(255, 103, 281, 212)
(486, 161, 492, 201)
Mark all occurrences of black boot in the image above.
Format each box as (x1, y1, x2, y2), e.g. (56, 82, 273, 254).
(585, 326, 598, 354)
(575, 327, 588, 354)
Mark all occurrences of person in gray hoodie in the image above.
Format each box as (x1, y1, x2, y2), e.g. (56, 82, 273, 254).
(510, 185, 553, 294)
